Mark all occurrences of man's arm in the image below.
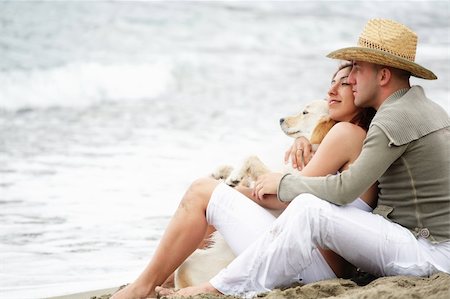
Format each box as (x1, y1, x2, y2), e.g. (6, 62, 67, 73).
(277, 126, 407, 205)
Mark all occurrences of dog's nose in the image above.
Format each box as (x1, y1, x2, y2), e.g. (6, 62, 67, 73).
(279, 118, 284, 125)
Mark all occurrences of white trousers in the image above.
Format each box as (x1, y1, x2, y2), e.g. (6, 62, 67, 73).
(207, 187, 450, 297)
(207, 184, 371, 295)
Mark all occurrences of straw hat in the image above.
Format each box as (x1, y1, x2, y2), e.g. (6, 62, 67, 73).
(327, 19, 437, 80)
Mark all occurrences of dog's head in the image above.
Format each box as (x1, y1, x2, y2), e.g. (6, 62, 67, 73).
(280, 100, 329, 139)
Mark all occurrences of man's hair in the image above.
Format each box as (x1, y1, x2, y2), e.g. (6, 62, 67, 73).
(374, 64, 411, 80)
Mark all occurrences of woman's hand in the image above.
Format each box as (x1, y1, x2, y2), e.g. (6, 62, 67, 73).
(252, 172, 284, 201)
(284, 136, 313, 170)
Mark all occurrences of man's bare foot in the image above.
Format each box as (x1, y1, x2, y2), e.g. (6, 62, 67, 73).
(155, 282, 221, 298)
(111, 282, 155, 299)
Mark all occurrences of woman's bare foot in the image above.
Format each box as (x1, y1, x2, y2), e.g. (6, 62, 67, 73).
(155, 282, 221, 298)
(111, 282, 155, 299)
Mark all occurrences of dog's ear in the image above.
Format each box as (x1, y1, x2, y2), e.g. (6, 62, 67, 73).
(310, 116, 337, 144)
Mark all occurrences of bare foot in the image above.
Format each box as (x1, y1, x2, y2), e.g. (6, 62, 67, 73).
(154, 286, 176, 297)
(155, 282, 221, 298)
(111, 282, 155, 299)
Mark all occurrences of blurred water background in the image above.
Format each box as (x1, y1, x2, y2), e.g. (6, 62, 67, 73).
(0, 1, 448, 298)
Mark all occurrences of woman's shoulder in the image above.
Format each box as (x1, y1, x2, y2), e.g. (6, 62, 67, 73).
(320, 122, 367, 150)
(328, 122, 367, 140)
(307, 121, 367, 176)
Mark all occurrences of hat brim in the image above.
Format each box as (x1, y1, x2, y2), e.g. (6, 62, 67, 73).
(327, 47, 437, 80)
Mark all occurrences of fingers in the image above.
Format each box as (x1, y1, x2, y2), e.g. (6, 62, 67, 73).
(253, 173, 281, 200)
(290, 136, 313, 170)
(291, 144, 302, 168)
(252, 180, 258, 198)
(291, 138, 305, 170)
(285, 144, 299, 168)
(284, 146, 292, 164)
(253, 182, 264, 200)
(253, 175, 267, 200)
(303, 143, 313, 165)
(256, 185, 269, 201)
(295, 147, 304, 170)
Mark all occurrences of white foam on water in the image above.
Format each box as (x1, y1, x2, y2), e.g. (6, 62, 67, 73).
(0, 62, 174, 110)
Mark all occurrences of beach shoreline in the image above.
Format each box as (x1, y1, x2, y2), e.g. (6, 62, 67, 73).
(49, 272, 450, 299)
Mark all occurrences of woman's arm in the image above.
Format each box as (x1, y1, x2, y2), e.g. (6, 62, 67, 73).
(253, 122, 367, 201)
(299, 122, 366, 177)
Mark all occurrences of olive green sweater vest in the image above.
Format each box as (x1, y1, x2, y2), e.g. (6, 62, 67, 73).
(278, 86, 450, 243)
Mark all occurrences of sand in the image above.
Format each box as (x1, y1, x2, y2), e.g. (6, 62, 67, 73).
(262, 272, 450, 299)
(88, 272, 449, 299)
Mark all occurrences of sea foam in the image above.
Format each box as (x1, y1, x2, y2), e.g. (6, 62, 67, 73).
(0, 62, 174, 111)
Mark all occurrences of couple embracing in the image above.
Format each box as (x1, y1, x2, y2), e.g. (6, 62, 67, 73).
(113, 19, 450, 299)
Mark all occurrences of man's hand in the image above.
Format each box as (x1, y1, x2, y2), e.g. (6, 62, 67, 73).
(284, 136, 313, 170)
(236, 186, 288, 210)
(252, 172, 284, 201)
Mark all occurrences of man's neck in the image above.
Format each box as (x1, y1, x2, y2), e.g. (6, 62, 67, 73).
(375, 81, 411, 110)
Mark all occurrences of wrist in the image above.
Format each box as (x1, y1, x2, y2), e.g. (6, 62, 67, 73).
(277, 173, 293, 202)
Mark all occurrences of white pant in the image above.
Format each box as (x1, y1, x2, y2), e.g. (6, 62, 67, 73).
(208, 189, 450, 297)
(206, 184, 372, 295)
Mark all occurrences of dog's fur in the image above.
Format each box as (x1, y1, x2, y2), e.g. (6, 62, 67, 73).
(175, 232, 235, 288)
(280, 100, 330, 139)
(174, 100, 336, 289)
(224, 100, 334, 188)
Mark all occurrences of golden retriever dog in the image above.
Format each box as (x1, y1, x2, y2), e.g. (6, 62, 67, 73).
(174, 231, 234, 288)
(174, 100, 336, 289)
(224, 100, 335, 188)
(280, 99, 330, 141)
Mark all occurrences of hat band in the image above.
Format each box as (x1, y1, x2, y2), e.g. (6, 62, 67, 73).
(358, 37, 416, 62)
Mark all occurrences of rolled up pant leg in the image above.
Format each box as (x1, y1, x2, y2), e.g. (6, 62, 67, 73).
(206, 183, 277, 255)
(210, 194, 446, 297)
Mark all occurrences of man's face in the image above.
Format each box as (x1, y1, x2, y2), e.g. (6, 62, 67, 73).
(348, 61, 379, 109)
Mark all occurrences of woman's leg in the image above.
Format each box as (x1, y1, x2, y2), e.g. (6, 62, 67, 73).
(111, 177, 220, 299)
(206, 183, 277, 255)
(154, 183, 280, 298)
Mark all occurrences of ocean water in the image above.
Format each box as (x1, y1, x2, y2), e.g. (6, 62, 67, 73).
(0, 1, 448, 298)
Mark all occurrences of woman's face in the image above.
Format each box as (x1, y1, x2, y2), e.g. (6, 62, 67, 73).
(327, 67, 361, 122)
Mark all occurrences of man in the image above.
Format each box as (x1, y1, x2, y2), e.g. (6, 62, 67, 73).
(162, 18, 450, 297)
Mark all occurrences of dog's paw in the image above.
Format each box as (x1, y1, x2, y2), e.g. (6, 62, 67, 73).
(225, 177, 242, 187)
(210, 165, 234, 181)
(225, 170, 245, 187)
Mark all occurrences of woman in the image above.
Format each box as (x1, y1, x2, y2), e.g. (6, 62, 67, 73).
(112, 62, 377, 299)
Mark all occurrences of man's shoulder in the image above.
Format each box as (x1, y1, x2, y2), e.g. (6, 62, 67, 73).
(371, 86, 450, 146)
